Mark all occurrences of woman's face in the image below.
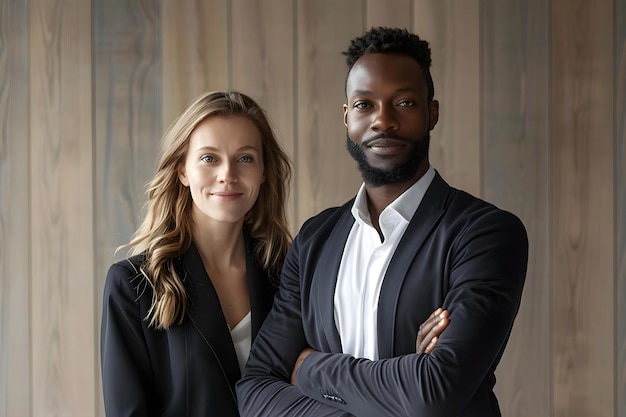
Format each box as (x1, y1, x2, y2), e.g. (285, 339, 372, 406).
(178, 115, 265, 227)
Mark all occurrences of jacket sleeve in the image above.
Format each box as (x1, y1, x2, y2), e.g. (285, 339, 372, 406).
(294, 210, 528, 417)
(100, 260, 155, 417)
(236, 230, 354, 417)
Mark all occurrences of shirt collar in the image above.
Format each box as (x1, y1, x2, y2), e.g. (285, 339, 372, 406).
(351, 165, 436, 226)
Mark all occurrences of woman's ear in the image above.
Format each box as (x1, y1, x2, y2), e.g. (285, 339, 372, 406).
(178, 164, 189, 187)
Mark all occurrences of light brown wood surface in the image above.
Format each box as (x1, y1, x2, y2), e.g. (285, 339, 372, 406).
(616, 1, 626, 414)
(29, 0, 96, 415)
(481, 2, 551, 416)
(552, 0, 615, 416)
(0, 0, 30, 416)
(0, 1, 623, 416)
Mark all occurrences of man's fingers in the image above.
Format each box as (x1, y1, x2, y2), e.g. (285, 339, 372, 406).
(424, 336, 438, 354)
(416, 310, 450, 353)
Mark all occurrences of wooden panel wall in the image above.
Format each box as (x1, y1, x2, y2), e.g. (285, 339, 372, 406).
(0, 1, 30, 416)
(29, 0, 96, 416)
(482, 2, 551, 416)
(617, 0, 626, 415)
(552, 1, 615, 416)
(0, 1, 622, 416)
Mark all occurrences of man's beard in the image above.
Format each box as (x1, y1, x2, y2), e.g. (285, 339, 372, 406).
(346, 132, 430, 186)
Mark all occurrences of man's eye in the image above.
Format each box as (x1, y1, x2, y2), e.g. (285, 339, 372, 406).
(201, 155, 215, 163)
(239, 155, 253, 163)
(354, 102, 369, 109)
(398, 100, 414, 107)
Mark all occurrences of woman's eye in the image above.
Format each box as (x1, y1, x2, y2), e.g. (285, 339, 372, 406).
(239, 155, 253, 163)
(201, 155, 215, 163)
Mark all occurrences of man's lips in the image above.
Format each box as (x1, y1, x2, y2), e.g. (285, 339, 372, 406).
(365, 137, 408, 155)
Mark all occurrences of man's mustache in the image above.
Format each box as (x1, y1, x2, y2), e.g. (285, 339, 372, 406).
(361, 133, 409, 147)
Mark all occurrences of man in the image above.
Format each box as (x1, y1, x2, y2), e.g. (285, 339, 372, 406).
(237, 27, 528, 417)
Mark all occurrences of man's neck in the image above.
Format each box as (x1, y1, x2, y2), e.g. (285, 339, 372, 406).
(364, 164, 429, 223)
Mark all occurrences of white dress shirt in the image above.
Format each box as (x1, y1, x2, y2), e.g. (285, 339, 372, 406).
(333, 166, 435, 360)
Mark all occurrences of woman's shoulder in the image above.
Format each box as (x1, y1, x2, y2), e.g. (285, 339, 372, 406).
(104, 253, 151, 302)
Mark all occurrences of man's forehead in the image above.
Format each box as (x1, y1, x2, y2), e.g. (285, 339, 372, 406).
(346, 53, 426, 94)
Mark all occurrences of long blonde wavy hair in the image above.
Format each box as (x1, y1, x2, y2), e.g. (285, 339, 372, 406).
(122, 91, 292, 329)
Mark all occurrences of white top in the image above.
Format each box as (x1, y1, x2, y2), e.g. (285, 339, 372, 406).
(333, 166, 436, 360)
(230, 310, 252, 374)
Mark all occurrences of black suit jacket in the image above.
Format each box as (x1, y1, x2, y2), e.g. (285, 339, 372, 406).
(237, 172, 528, 417)
(101, 234, 277, 417)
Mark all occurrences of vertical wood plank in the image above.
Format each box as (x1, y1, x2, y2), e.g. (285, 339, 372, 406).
(161, 0, 229, 130)
(231, 0, 297, 230)
(366, 0, 412, 29)
(30, 0, 95, 415)
(481, 2, 551, 416)
(552, 0, 615, 416)
(295, 0, 364, 226)
(0, 0, 31, 416)
(93, 0, 161, 415)
(413, 0, 481, 196)
(616, 0, 626, 415)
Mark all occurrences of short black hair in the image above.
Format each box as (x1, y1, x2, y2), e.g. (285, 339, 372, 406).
(342, 27, 435, 101)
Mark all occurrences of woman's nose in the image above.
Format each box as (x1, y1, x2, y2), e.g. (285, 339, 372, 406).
(217, 163, 238, 184)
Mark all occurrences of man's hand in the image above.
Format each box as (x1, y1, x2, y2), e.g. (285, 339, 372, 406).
(291, 347, 315, 385)
(416, 308, 450, 354)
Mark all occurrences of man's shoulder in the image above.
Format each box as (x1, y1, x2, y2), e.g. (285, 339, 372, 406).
(438, 187, 528, 245)
(299, 200, 353, 231)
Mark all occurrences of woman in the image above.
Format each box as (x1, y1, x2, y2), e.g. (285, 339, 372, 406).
(100, 91, 292, 416)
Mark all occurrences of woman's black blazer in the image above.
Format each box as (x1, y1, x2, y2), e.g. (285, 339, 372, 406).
(100, 234, 277, 417)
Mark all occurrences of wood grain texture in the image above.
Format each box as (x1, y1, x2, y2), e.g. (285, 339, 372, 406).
(94, 0, 161, 258)
(366, 0, 412, 29)
(161, 0, 229, 130)
(481, 2, 551, 416)
(29, 0, 96, 415)
(617, 1, 626, 416)
(231, 0, 297, 230)
(552, 0, 615, 416)
(295, 0, 364, 226)
(0, 1, 30, 416)
(93, 2, 160, 413)
(413, 0, 481, 196)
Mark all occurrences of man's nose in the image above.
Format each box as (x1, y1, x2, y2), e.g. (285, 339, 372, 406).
(370, 105, 399, 132)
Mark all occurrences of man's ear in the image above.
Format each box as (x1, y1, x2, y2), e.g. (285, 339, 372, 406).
(178, 164, 189, 187)
(428, 100, 439, 131)
(343, 104, 349, 127)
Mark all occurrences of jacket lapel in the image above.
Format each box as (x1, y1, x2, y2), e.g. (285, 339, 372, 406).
(376, 173, 449, 358)
(243, 231, 277, 339)
(313, 206, 355, 353)
(181, 243, 241, 384)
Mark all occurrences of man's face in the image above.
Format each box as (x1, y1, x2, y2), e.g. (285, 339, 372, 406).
(343, 53, 438, 186)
